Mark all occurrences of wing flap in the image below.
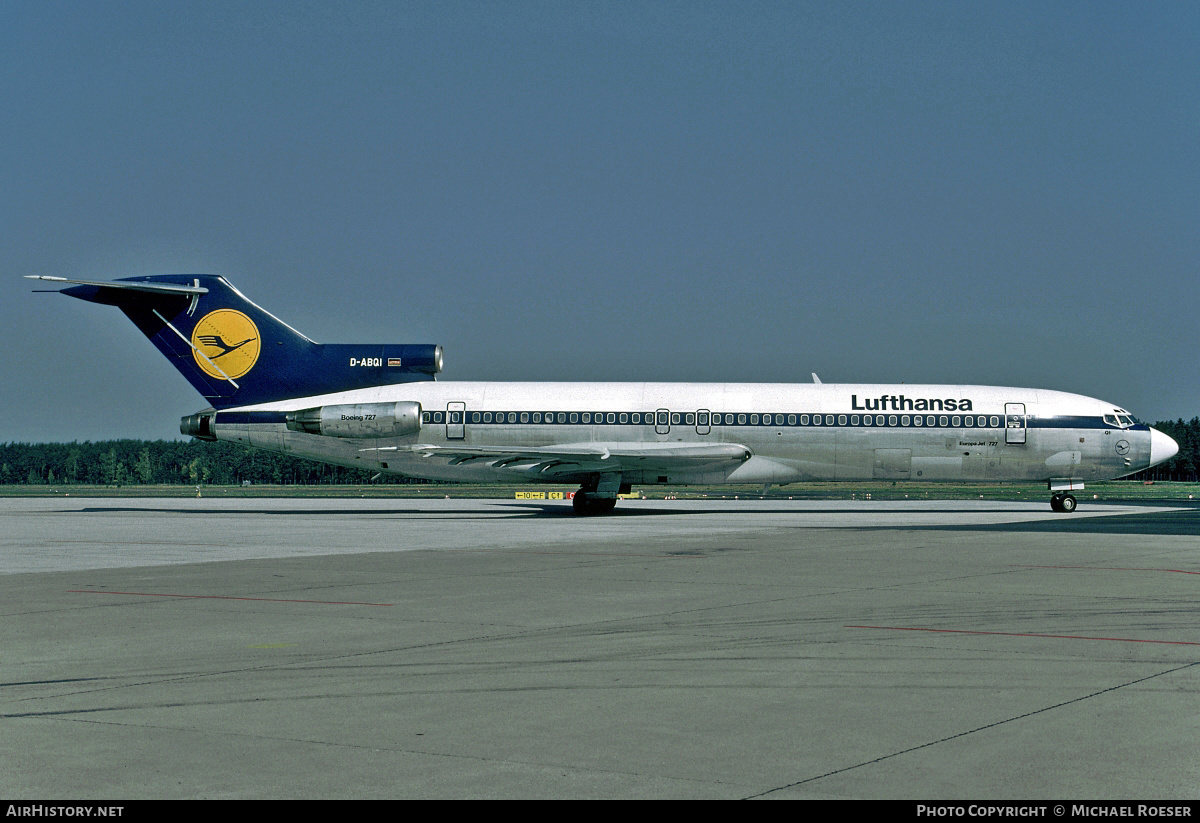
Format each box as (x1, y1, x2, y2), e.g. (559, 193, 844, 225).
(365, 440, 751, 474)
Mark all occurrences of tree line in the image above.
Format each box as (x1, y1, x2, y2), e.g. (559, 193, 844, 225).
(1129, 417, 1200, 482)
(3, 417, 1198, 486)
(0, 439, 428, 486)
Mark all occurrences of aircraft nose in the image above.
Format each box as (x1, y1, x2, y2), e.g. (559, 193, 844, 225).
(1149, 428, 1179, 467)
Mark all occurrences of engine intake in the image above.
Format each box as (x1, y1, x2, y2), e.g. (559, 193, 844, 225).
(400, 344, 443, 376)
(285, 401, 422, 438)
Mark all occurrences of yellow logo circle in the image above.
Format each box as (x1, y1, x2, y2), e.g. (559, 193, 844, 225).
(191, 310, 261, 380)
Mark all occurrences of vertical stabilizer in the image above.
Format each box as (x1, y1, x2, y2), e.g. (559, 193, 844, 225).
(30, 274, 441, 407)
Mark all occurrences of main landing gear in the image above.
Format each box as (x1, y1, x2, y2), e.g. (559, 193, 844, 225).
(1050, 493, 1077, 513)
(572, 492, 617, 516)
(571, 474, 629, 516)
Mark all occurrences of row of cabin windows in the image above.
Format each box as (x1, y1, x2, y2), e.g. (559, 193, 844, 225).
(421, 410, 1006, 428)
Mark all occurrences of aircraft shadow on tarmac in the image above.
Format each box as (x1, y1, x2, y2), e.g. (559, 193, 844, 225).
(68, 502, 1200, 535)
(73, 503, 1067, 518)
(850, 510, 1200, 536)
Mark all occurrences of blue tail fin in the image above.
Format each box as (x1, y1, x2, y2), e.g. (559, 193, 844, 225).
(33, 274, 441, 408)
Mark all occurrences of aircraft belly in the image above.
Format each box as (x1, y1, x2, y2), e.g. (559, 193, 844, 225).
(216, 417, 1150, 489)
(911, 455, 964, 480)
(1002, 429, 1085, 482)
(262, 429, 382, 472)
(218, 422, 251, 447)
(249, 425, 284, 452)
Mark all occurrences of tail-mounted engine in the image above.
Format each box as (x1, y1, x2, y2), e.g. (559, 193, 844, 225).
(180, 410, 217, 441)
(285, 401, 422, 438)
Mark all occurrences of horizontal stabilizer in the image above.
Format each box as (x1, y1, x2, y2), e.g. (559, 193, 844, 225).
(26, 275, 208, 297)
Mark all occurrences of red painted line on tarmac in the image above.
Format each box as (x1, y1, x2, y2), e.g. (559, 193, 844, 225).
(1014, 564, 1200, 576)
(846, 625, 1200, 646)
(67, 590, 392, 606)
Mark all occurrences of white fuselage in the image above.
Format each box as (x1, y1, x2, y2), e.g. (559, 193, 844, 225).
(207, 381, 1158, 488)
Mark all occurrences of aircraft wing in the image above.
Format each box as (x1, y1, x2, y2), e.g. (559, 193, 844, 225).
(366, 440, 751, 475)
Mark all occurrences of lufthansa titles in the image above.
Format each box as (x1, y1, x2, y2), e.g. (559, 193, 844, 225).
(851, 394, 973, 412)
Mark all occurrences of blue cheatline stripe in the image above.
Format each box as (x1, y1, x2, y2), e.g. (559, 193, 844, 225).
(250, 409, 1118, 431)
(214, 408, 1138, 433)
(216, 411, 289, 424)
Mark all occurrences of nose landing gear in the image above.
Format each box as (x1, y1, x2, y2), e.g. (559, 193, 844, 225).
(1050, 493, 1077, 513)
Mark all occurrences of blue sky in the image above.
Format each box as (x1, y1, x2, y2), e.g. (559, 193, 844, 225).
(4, 1, 1198, 442)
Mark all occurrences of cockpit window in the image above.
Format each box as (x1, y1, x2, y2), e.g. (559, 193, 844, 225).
(1104, 413, 1138, 429)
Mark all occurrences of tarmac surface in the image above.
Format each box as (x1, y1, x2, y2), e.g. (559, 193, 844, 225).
(2, 496, 1198, 799)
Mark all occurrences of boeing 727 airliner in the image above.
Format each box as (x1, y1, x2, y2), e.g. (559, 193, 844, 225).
(30, 274, 1179, 514)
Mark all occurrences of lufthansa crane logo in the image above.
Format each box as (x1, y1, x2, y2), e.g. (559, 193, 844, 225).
(191, 309, 260, 380)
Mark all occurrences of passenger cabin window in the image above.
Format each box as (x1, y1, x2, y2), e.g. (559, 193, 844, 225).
(838, 415, 847, 425)
(989, 416, 1000, 427)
